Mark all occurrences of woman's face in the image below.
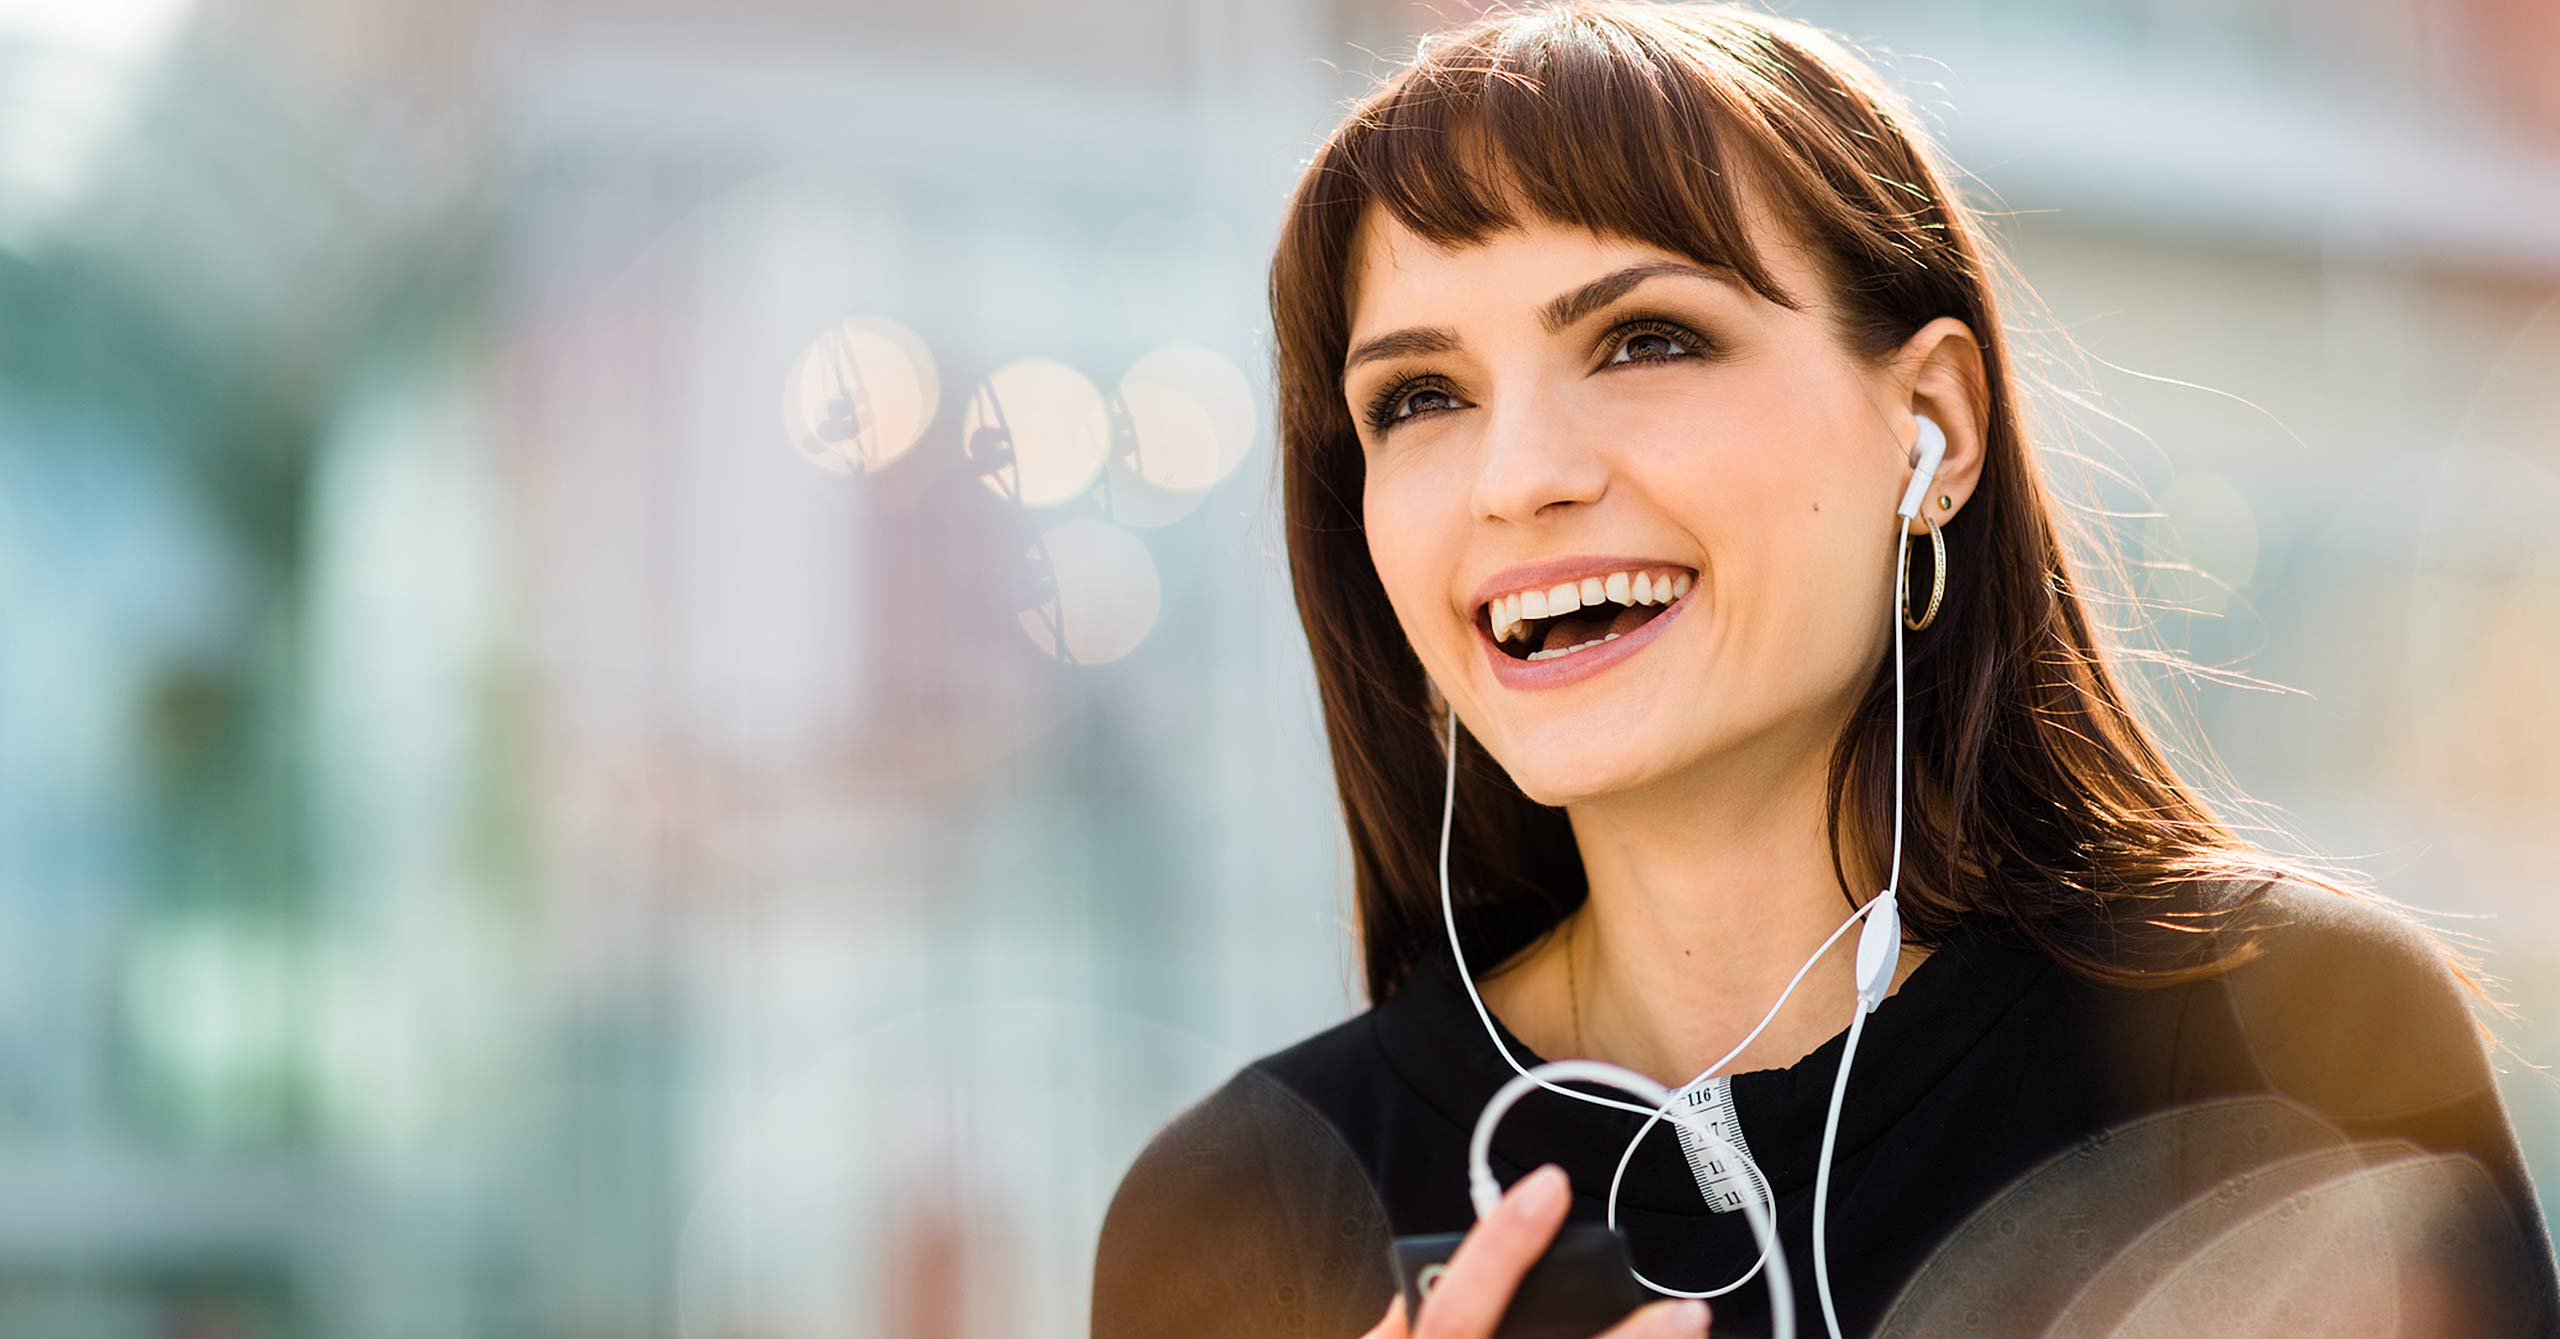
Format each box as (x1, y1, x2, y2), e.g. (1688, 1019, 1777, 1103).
(1342, 191, 1950, 809)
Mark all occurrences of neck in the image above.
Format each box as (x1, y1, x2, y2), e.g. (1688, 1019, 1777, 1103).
(1489, 720, 1929, 1091)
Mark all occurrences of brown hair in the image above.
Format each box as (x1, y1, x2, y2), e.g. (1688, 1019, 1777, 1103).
(1266, 0, 2512, 1028)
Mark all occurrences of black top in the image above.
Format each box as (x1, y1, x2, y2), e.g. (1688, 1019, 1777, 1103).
(1092, 882, 2560, 1337)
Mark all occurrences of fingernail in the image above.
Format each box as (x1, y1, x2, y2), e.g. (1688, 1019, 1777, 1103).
(1514, 1163, 1567, 1214)
(1646, 1298, 1710, 1334)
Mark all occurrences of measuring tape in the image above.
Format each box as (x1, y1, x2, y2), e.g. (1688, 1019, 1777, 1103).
(1670, 1073, 1768, 1214)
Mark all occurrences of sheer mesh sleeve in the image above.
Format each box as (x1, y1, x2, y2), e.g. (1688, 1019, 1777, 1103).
(1880, 887, 2560, 1337)
(1093, 1067, 1398, 1338)
(2190, 889, 2560, 1335)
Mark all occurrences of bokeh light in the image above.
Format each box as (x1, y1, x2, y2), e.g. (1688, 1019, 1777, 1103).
(1119, 344, 1255, 494)
(965, 359, 1112, 508)
(1014, 516, 1160, 665)
(780, 315, 939, 474)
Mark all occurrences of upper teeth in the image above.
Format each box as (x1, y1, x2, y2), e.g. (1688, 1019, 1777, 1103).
(1487, 568, 1693, 645)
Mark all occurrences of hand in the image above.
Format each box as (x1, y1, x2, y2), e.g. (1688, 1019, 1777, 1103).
(1358, 1163, 1711, 1339)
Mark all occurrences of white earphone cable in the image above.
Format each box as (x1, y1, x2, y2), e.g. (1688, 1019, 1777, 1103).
(1440, 419, 1937, 1339)
(1811, 517, 1914, 1339)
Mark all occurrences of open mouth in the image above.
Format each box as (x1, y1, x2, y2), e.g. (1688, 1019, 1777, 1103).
(1479, 568, 1694, 662)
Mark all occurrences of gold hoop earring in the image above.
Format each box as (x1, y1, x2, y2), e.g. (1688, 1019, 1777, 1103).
(1902, 514, 1946, 631)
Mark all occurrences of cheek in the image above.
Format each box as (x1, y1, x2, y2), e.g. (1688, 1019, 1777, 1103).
(1361, 471, 1452, 642)
(1771, 510, 1893, 636)
(1706, 480, 1893, 676)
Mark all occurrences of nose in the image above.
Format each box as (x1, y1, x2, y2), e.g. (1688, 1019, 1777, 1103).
(1469, 388, 1609, 524)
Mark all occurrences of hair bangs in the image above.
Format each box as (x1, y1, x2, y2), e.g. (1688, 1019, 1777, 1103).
(1333, 8, 1802, 316)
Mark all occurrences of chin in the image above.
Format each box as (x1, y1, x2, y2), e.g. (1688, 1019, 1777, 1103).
(1498, 748, 1672, 809)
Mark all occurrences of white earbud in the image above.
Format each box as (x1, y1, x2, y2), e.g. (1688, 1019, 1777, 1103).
(1895, 413, 1946, 521)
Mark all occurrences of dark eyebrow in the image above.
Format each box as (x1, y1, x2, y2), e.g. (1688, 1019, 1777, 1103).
(1339, 260, 1737, 393)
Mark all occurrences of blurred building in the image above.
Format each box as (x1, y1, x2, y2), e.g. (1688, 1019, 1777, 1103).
(0, 0, 2555, 1334)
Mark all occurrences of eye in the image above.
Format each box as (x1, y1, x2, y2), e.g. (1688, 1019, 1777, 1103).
(1603, 317, 1710, 368)
(1361, 372, 1458, 435)
(1358, 316, 1715, 436)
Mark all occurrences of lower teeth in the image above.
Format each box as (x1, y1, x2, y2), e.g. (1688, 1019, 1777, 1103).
(1522, 632, 1620, 662)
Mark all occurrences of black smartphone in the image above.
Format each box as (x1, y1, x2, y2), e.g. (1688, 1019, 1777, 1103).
(1391, 1223, 1659, 1338)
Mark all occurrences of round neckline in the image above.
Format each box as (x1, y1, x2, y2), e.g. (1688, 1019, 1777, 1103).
(1370, 913, 2050, 1217)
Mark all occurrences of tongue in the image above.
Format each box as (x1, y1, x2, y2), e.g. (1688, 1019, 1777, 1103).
(1536, 603, 1665, 653)
(1537, 614, 1607, 654)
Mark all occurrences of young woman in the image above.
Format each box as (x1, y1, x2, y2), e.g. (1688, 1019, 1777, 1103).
(1093, 4, 2559, 1336)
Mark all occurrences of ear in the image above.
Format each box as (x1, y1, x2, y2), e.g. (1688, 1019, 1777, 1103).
(1890, 317, 1989, 537)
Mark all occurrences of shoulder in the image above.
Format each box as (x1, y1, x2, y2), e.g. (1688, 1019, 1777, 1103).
(1249, 1004, 1396, 1107)
(1093, 1018, 1397, 1338)
(2187, 876, 2498, 1122)
(2156, 879, 2560, 1332)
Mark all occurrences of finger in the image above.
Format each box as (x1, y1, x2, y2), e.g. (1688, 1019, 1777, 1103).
(1411, 1163, 1572, 1338)
(1360, 1292, 1407, 1338)
(1595, 1297, 1712, 1338)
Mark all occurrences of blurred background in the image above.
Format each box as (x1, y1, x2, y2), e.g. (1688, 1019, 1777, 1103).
(3, 0, 2557, 1333)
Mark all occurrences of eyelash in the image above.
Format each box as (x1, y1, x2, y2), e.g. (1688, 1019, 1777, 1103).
(1359, 316, 1714, 435)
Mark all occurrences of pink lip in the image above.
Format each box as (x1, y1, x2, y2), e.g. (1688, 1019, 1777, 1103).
(1467, 554, 1697, 618)
(1477, 579, 1698, 691)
